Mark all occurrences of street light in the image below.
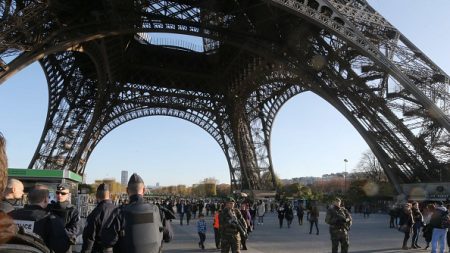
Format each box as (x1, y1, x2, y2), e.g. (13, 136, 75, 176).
(344, 159, 348, 193)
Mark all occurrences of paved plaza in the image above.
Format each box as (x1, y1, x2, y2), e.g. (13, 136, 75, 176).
(163, 212, 435, 253)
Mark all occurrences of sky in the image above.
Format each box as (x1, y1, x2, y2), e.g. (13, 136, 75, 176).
(0, 0, 449, 186)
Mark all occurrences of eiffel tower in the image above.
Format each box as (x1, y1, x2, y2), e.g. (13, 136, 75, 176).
(1, 0, 449, 193)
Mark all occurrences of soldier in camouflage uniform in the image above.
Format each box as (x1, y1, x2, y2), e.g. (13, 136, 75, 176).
(325, 198, 352, 253)
(219, 197, 247, 253)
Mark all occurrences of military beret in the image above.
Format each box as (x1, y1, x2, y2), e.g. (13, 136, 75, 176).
(128, 173, 144, 185)
(56, 182, 70, 191)
(97, 183, 109, 192)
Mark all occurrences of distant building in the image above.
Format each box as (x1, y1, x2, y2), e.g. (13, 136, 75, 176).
(121, 170, 128, 186)
(281, 177, 320, 186)
(322, 173, 344, 181)
(293, 177, 320, 186)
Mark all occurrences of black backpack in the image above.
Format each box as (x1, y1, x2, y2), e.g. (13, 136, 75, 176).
(440, 212, 450, 228)
(0, 228, 50, 253)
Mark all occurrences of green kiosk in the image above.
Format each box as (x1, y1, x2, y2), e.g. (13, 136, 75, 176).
(7, 168, 83, 204)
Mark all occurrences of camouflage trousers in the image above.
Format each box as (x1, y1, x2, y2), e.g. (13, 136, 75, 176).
(221, 234, 241, 253)
(330, 228, 349, 253)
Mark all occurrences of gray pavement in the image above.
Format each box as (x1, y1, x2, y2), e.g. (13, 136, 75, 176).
(163, 212, 436, 253)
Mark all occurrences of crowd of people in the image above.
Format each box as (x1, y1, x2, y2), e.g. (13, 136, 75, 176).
(390, 201, 450, 252)
(0, 131, 354, 253)
(3, 129, 450, 253)
(163, 196, 353, 253)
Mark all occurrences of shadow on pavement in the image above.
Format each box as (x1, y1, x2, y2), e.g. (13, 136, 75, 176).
(352, 248, 413, 253)
(162, 250, 219, 253)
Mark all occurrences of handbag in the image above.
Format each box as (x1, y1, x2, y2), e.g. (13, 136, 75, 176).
(398, 224, 410, 233)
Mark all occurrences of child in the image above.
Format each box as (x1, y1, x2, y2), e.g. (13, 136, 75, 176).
(197, 213, 207, 249)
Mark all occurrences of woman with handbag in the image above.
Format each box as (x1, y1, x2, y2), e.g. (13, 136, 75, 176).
(398, 203, 414, 250)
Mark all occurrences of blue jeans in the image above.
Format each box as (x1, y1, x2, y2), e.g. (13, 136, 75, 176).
(179, 213, 185, 225)
(411, 222, 421, 246)
(431, 228, 447, 253)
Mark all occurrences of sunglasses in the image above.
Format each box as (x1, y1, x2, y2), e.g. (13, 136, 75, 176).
(56, 191, 69, 195)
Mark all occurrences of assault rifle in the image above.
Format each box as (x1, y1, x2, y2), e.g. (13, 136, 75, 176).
(229, 214, 247, 239)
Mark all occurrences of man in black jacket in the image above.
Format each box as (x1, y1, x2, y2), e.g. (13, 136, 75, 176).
(47, 182, 80, 253)
(429, 201, 448, 253)
(10, 186, 70, 253)
(81, 183, 116, 253)
(101, 173, 164, 253)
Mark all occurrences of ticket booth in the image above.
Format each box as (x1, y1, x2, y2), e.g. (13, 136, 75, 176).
(7, 168, 83, 205)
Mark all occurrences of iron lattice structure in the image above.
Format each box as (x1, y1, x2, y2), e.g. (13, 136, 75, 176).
(1, 0, 450, 193)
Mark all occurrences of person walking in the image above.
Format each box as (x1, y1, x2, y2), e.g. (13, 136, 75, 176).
(277, 203, 285, 228)
(325, 198, 352, 253)
(185, 200, 192, 225)
(429, 201, 448, 253)
(398, 202, 414, 250)
(423, 203, 436, 250)
(177, 199, 187, 226)
(308, 205, 320, 235)
(197, 213, 207, 250)
(81, 183, 115, 253)
(388, 205, 398, 228)
(249, 203, 256, 231)
(192, 201, 198, 219)
(363, 204, 371, 219)
(219, 197, 247, 253)
(410, 201, 423, 249)
(101, 173, 165, 253)
(256, 200, 265, 225)
(296, 203, 305, 225)
(213, 209, 221, 249)
(239, 203, 251, 250)
(285, 203, 294, 228)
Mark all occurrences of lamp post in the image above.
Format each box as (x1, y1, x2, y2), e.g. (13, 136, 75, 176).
(344, 159, 348, 193)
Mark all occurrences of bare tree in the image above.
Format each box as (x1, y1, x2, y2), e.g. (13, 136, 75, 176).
(355, 150, 388, 182)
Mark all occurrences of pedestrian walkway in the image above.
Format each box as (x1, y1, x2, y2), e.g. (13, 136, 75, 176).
(163, 212, 431, 253)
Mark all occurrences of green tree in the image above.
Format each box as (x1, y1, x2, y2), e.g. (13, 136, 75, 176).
(346, 179, 368, 203)
(299, 185, 313, 199)
(204, 183, 217, 197)
(261, 172, 282, 190)
(177, 185, 187, 196)
(282, 183, 301, 197)
(216, 184, 231, 197)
